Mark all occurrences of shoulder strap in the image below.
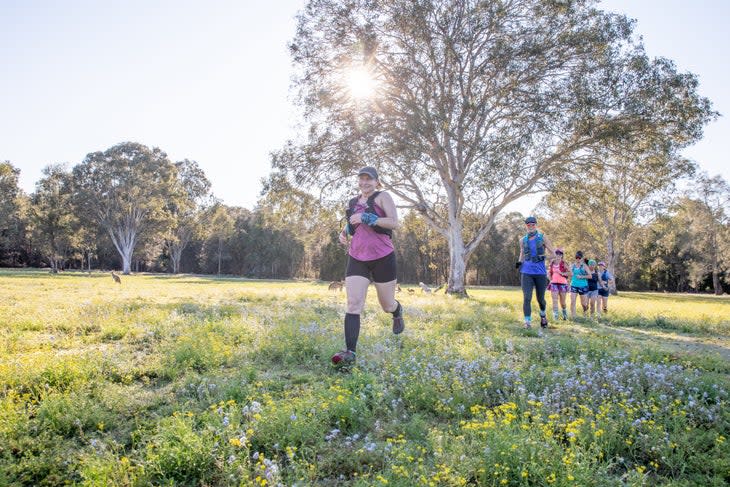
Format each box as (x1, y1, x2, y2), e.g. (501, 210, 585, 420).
(366, 191, 381, 211)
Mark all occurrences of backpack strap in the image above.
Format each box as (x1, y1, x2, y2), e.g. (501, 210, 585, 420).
(345, 191, 392, 238)
(523, 232, 545, 263)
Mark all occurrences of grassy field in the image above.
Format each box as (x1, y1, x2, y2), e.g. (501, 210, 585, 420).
(1, 269, 729, 486)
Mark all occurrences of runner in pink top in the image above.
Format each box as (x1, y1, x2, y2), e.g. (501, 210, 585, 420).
(348, 200, 394, 261)
(547, 248, 570, 320)
(331, 166, 403, 367)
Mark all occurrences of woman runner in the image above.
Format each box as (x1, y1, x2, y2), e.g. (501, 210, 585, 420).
(597, 261, 614, 315)
(517, 216, 555, 329)
(547, 248, 569, 320)
(569, 251, 590, 319)
(332, 166, 403, 366)
(586, 259, 600, 317)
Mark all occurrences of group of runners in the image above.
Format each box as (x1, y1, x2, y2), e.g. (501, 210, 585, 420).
(518, 216, 614, 329)
(331, 166, 614, 366)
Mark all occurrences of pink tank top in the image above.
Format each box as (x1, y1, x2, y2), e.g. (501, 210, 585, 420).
(549, 261, 568, 284)
(349, 200, 394, 261)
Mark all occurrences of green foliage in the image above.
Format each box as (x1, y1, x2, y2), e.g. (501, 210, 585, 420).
(1, 272, 729, 485)
(276, 0, 715, 293)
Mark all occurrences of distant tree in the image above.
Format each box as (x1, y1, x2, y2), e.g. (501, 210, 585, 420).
(0, 162, 20, 231)
(397, 211, 449, 285)
(0, 162, 30, 266)
(616, 214, 689, 292)
(72, 142, 178, 274)
(541, 147, 693, 293)
(257, 172, 341, 278)
(227, 212, 304, 278)
(276, 0, 715, 295)
(165, 159, 213, 274)
(201, 204, 237, 275)
(682, 174, 730, 295)
(316, 231, 349, 281)
(469, 212, 525, 286)
(30, 165, 78, 273)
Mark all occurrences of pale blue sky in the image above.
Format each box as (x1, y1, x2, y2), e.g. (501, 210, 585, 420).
(1, 0, 728, 210)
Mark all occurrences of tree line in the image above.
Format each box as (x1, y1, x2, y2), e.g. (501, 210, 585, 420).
(1, 142, 728, 294)
(0, 1, 724, 294)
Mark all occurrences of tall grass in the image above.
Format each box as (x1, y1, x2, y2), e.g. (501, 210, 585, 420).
(0, 270, 728, 485)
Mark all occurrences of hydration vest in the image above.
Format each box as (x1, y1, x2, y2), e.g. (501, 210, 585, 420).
(550, 260, 567, 275)
(522, 232, 545, 263)
(345, 191, 392, 238)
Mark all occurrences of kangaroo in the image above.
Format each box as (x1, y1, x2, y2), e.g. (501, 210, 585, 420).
(111, 271, 121, 285)
(328, 280, 343, 291)
(418, 282, 432, 293)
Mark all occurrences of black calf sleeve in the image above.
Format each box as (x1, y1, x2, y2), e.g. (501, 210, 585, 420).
(391, 301, 402, 318)
(345, 313, 360, 352)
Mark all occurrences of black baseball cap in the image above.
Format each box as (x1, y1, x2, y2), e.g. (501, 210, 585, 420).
(524, 216, 537, 224)
(358, 166, 379, 180)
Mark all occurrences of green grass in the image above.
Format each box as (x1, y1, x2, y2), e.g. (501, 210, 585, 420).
(0, 269, 729, 485)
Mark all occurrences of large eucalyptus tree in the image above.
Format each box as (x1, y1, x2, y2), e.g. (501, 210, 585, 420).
(73, 142, 178, 274)
(275, 0, 714, 295)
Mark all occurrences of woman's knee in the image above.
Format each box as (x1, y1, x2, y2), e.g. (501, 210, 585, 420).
(346, 299, 365, 314)
(378, 297, 397, 312)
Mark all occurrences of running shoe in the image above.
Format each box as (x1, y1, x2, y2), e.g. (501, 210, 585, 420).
(393, 315, 404, 334)
(392, 302, 404, 334)
(540, 315, 548, 328)
(331, 350, 356, 365)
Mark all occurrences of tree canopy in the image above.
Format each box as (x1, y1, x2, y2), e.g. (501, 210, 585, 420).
(72, 142, 179, 274)
(274, 0, 716, 294)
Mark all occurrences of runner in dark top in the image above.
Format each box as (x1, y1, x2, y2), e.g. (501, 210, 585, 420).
(516, 216, 555, 329)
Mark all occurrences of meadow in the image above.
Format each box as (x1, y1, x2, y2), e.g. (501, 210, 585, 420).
(0, 269, 728, 486)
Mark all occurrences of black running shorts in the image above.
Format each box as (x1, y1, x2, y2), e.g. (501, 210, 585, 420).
(346, 252, 397, 283)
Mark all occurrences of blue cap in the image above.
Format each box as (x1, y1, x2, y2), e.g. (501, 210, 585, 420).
(524, 216, 537, 224)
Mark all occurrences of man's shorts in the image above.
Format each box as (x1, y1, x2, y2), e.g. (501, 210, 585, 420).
(598, 288, 610, 298)
(586, 289, 599, 298)
(346, 252, 397, 283)
(548, 283, 569, 293)
(570, 286, 588, 295)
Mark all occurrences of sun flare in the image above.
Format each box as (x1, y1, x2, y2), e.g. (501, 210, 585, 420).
(346, 67, 378, 99)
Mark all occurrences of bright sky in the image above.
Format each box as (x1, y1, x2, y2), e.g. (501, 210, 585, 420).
(1, 0, 728, 211)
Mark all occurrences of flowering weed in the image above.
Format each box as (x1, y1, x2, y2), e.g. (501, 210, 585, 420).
(0, 271, 728, 485)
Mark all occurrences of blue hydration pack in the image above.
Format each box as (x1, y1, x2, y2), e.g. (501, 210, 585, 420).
(522, 232, 545, 263)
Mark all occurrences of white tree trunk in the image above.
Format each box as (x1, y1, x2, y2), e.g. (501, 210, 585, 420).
(171, 248, 182, 274)
(107, 226, 137, 275)
(446, 210, 469, 296)
(447, 239, 468, 296)
(168, 226, 193, 274)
